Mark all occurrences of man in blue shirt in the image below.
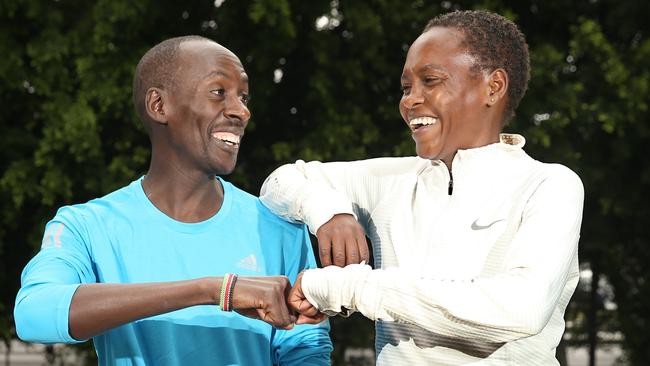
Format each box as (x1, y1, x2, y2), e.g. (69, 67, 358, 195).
(14, 35, 332, 365)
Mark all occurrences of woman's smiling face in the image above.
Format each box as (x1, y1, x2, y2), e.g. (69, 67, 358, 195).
(399, 27, 499, 165)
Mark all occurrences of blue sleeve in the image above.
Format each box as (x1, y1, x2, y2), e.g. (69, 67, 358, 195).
(14, 207, 97, 344)
(272, 225, 333, 365)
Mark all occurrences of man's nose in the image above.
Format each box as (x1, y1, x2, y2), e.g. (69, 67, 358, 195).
(224, 96, 251, 122)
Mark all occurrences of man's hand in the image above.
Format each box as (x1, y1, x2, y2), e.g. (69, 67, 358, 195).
(316, 214, 369, 267)
(231, 276, 297, 330)
(287, 272, 328, 325)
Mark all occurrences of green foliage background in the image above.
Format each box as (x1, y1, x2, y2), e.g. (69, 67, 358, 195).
(1, 0, 648, 364)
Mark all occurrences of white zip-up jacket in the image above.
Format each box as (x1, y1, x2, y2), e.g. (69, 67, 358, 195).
(260, 134, 584, 365)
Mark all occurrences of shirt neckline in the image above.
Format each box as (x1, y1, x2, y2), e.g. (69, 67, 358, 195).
(132, 176, 233, 234)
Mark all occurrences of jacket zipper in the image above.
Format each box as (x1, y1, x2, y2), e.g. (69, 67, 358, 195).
(448, 170, 454, 195)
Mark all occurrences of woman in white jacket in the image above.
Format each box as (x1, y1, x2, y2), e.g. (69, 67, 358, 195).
(260, 10, 583, 366)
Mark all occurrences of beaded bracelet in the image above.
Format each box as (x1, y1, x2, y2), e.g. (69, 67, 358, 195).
(219, 273, 238, 311)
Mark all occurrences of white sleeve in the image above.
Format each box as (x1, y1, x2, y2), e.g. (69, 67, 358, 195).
(260, 157, 422, 234)
(302, 166, 584, 343)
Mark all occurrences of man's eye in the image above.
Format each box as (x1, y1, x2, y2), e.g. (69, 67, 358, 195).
(240, 93, 250, 105)
(210, 89, 225, 96)
(401, 86, 411, 95)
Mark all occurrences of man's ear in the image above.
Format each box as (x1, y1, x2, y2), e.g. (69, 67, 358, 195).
(145, 87, 168, 125)
(486, 68, 508, 107)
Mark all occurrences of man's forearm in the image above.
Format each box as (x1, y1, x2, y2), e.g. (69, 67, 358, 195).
(69, 275, 299, 340)
(69, 278, 219, 340)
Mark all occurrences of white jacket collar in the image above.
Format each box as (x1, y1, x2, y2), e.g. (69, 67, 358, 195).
(499, 133, 526, 149)
(427, 133, 526, 173)
(454, 133, 525, 161)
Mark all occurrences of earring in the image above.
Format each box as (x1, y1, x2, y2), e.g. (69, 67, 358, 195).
(490, 98, 495, 103)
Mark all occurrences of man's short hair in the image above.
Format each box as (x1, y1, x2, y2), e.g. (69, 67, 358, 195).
(132, 35, 213, 133)
(424, 10, 530, 125)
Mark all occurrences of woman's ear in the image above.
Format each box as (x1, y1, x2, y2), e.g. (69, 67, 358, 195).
(145, 87, 168, 125)
(486, 68, 508, 107)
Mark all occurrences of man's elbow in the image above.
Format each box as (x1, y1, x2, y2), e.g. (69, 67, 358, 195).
(14, 300, 40, 343)
(14, 293, 72, 344)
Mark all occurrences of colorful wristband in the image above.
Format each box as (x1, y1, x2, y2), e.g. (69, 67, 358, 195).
(228, 275, 237, 311)
(219, 273, 237, 311)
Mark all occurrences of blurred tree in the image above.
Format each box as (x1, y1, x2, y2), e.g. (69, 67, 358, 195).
(511, 3, 650, 365)
(0, 0, 648, 365)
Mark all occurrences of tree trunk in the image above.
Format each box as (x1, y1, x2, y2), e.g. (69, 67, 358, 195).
(45, 345, 55, 365)
(2, 337, 10, 366)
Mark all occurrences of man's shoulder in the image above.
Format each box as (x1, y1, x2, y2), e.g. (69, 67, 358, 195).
(225, 180, 306, 232)
(53, 181, 138, 224)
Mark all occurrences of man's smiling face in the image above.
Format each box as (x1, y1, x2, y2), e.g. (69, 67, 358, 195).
(165, 40, 251, 176)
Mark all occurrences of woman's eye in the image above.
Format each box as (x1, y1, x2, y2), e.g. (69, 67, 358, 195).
(401, 85, 411, 95)
(424, 77, 441, 84)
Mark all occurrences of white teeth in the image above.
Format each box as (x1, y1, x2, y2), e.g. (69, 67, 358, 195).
(212, 132, 240, 145)
(409, 117, 438, 126)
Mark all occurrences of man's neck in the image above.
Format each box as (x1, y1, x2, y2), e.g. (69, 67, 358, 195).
(141, 167, 224, 223)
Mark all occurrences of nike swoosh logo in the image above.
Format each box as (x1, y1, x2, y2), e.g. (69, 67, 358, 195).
(471, 219, 505, 230)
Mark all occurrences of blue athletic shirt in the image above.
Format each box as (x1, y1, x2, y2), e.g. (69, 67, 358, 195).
(15, 177, 332, 365)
